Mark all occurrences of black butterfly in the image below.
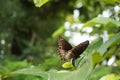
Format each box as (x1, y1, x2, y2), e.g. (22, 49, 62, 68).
(58, 36, 89, 66)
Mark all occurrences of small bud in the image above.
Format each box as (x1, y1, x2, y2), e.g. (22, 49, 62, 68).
(62, 61, 73, 68)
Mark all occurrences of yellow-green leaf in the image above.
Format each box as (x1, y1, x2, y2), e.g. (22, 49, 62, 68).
(33, 0, 49, 7)
(99, 74, 120, 80)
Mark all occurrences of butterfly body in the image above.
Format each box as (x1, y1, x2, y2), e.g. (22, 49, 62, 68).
(58, 36, 89, 61)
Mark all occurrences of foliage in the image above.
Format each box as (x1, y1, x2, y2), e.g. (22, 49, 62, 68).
(1, 32, 120, 80)
(0, 0, 120, 80)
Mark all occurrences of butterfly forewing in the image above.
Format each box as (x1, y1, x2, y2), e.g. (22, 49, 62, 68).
(58, 36, 72, 51)
(71, 40, 89, 58)
(58, 36, 72, 61)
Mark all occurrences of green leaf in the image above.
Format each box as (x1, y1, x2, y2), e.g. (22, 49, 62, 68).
(102, 0, 115, 4)
(90, 66, 111, 80)
(2, 67, 48, 79)
(99, 74, 120, 80)
(33, 0, 49, 7)
(88, 37, 103, 52)
(104, 46, 117, 59)
(92, 51, 103, 67)
(52, 26, 65, 38)
(115, 0, 120, 3)
(85, 37, 103, 67)
(98, 32, 120, 55)
(1, 56, 93, 80)
(74, 40, 95, 69)
(49, 56, 93, 80)
(83, 17, 120, 27)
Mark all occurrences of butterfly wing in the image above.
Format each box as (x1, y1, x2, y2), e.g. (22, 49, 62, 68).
(58, 36, 72, 61)
(71, 40, 89, 58)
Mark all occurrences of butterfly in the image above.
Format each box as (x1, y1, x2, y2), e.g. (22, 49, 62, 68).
(58, 36, 89, 66)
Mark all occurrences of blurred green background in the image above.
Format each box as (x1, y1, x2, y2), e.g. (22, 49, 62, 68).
(0, 0, 120, 80)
